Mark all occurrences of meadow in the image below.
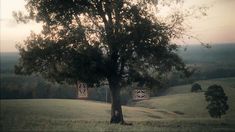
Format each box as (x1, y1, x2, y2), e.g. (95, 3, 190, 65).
(1, 44, 235, 131)
(135, 77, 235, 118)
(1, 77, 235, 132)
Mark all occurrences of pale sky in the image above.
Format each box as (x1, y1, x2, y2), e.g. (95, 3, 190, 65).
(0, 0, 235, 52)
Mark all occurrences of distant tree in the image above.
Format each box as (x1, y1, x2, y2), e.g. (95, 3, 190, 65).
(191, 83, 202, 92)
(14, 0, 200, 124)
(205, 85, 229, 118)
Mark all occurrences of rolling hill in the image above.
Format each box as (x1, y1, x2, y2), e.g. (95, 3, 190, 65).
(134, 77, 235, 119)
(1, 77, 235, 131)
(1, 99, 235, 132)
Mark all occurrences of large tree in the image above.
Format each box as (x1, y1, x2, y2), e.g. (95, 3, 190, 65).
(14, 0, 193, 124)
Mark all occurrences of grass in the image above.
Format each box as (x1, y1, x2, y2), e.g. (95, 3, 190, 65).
(1, 77, 235, 131)
(1, 99, 235, 132)
(1, 117, 235, 132)
(135, 77, 235, 118)
(0, 99, 178, 122)
(163, 77, 235, 95)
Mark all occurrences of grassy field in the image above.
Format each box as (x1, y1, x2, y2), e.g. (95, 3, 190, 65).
(135, 77, 235, 118)
(1, 77, 235, 131)
(162, 77, 235, 95)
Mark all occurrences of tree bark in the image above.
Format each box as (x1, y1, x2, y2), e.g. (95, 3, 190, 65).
(109, 79, 124, 124)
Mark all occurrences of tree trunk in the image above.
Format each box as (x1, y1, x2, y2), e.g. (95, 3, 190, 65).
(109, 80, 124, 124)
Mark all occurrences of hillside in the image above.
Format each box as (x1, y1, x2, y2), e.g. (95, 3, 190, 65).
(0, 99, 179, 122)
(1, 99, 235, 132)
(1, 78, 235, 131)
(135, 77, 235, 119)
(163, 77, 235, 95)
(1, 44, 235, 131)
(178, 43, 235, 65)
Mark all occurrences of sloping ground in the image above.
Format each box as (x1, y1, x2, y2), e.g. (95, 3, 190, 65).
(135, 77, 235, 119)
(163, 77, 235, 95)
(0, 99, 180, 123)
(1, 77, 235, 131)
(1, 99, 235, 132)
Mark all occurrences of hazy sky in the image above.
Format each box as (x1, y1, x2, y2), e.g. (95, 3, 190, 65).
(0, 0, 235, 52)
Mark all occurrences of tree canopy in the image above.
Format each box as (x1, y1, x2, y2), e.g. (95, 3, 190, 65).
(191, 83, 202, 92)
(205, 85, 229, 118)
(15, 0, 191, 86)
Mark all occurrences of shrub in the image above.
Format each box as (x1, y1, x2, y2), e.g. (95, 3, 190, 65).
(191, 83, 202, 92)
(205, 85, 229, 118)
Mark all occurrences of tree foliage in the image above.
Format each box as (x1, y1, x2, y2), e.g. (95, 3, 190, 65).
(191, 83, 202, 92)
(14, 0, 196, 123)
(14, 0, 192, 86)
(205, 85, 229, 118)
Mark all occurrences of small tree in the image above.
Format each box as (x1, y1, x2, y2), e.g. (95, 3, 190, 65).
(205, 85, 229, 118)
(191, 83, 202, 92)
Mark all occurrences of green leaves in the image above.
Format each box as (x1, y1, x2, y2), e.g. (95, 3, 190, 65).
(191, 83, 202, 92)
(15, 0, 191, 88)
(205, 85, 229, 118)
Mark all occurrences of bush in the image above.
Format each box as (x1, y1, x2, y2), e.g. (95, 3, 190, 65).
(191, 83, 202, 92)
(205, 85, 229, 118)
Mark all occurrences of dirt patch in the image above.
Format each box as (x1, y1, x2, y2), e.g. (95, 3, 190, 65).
(155, 110, 178, 117)
(147, 114, 162, 119)
(173, 111, 184, 115)
(140, 111, 151, 114)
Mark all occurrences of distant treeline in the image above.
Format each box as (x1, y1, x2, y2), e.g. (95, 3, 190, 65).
(0, 74, 76, 99)
(1, 44, 235, 102)
(0, 74, 133, 104)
